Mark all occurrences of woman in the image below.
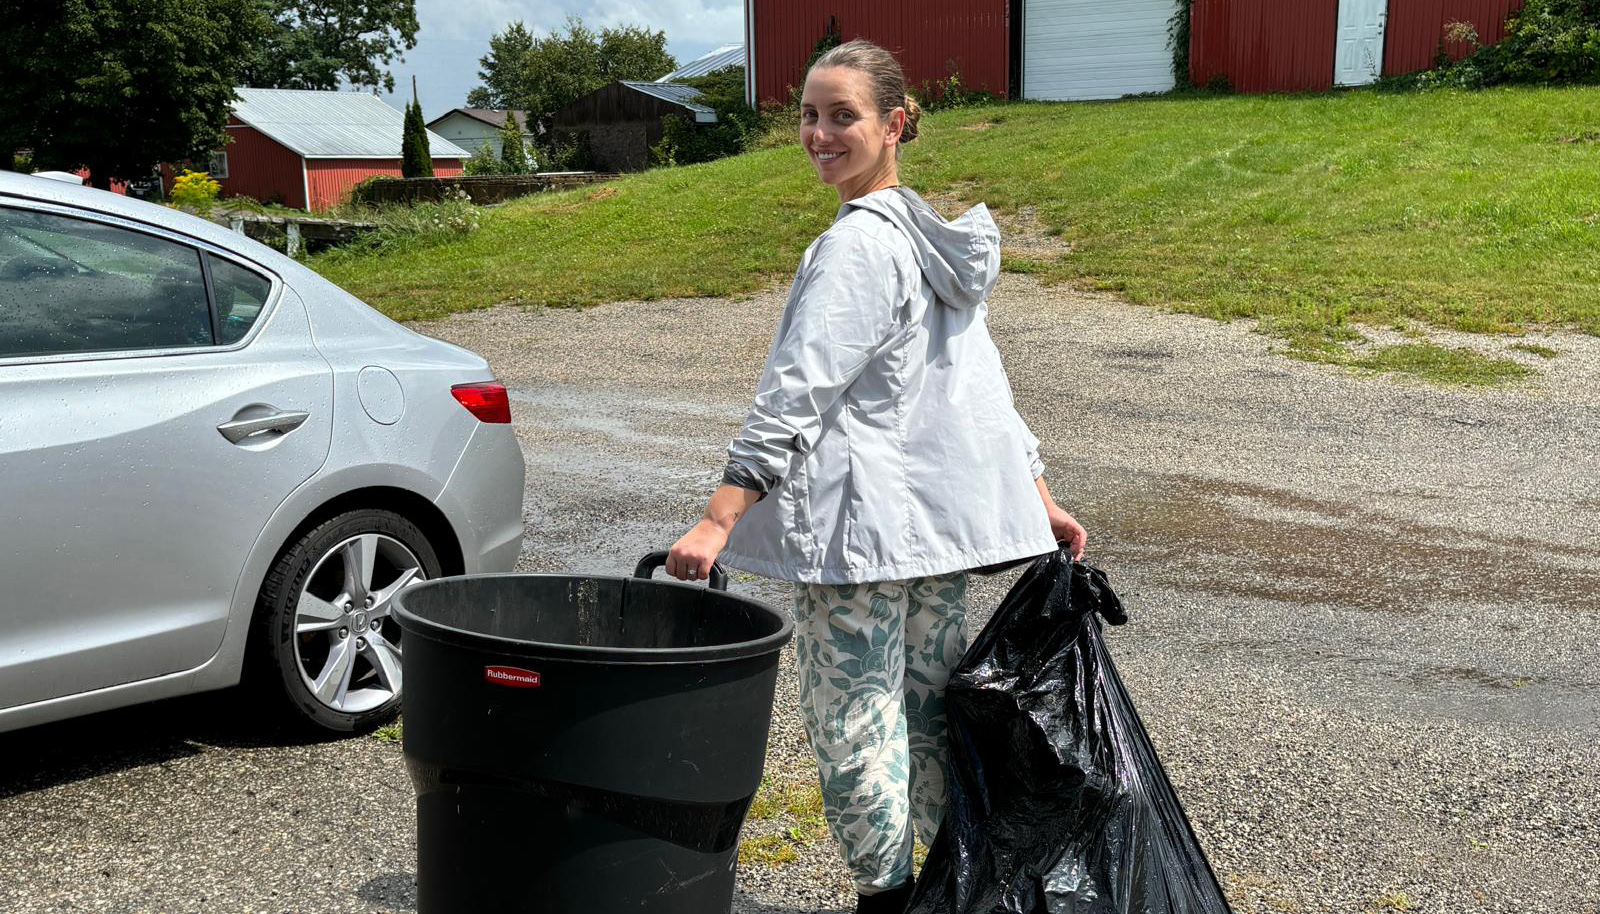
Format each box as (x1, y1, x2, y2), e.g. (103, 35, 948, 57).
(667, 39, 1088, 913)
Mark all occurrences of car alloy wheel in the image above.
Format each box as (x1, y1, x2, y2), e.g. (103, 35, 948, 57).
(293, 532, 423, 714)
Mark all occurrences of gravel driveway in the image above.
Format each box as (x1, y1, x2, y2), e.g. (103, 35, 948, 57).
(2, 272, 1595, 914)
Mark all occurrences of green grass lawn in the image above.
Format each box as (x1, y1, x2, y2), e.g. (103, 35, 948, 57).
(313, 86, 1600, 352)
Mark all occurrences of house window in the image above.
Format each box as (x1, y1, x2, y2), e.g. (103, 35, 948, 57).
(208, 151, 229, 180)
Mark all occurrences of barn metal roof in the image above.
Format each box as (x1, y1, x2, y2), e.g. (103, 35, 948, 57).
(619, 82, 718, 123)
(658, 44, 745, 82)
(232, 88, 470, 159)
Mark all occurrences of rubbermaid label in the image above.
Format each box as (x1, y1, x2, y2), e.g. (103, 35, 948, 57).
(484, 665, 541, 687)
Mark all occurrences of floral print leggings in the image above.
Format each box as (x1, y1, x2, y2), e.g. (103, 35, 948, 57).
(790, 573, 969, 894)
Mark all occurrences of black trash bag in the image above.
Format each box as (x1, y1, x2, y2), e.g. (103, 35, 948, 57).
(906, 551, 1232, 914)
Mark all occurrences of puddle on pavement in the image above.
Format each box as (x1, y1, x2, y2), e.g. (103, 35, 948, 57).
(1097, 473, 1600, 614)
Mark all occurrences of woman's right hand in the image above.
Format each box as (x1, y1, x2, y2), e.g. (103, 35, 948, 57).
(666, 519, 731, 581)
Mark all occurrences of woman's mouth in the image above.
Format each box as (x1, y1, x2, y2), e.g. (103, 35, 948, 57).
(814, 151, 843, 162)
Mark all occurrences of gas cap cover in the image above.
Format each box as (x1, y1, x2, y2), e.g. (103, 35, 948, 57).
(356, 366, 405, 425)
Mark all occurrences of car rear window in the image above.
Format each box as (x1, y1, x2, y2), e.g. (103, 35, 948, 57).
(207, 254, 273, 344)
(0, 206, 212, 358)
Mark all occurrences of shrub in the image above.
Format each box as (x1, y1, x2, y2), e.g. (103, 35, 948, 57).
(170, 169, 220, 210)
(321, 186, 481, 261)
(464, 141, 503, 175)
(1409, 0, 1600, 89)
(650, 66, 763, 167)
(915, 69, 1001, 111)
(347, 174, 399, 207)
(536, 132, 590, 172)
(499, 115, 533, 174)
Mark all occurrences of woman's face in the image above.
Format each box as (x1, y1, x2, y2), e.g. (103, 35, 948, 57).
(800, 66, 902, 195)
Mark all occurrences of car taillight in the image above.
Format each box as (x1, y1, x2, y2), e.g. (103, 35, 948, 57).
(451, 382, 512, 423)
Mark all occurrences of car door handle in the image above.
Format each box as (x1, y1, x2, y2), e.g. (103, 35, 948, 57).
(217, 409, 311, 444)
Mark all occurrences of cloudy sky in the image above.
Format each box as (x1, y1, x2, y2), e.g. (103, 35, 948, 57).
(379, 0, 744, 118)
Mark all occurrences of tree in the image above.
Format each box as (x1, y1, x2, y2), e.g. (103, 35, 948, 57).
(463, 142, 502, 176)
(0, 0, 262, 189)
(466, 21, 535, 109)
(400, 80, 433, 177)
(467, 18, 676, 118)
(498, 114, 531, 174)
(243, 0, 420, 93)
(650, 66, 761, 167)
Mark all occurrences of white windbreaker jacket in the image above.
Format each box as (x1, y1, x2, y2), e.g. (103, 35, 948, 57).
(719, 186, 1057, 584)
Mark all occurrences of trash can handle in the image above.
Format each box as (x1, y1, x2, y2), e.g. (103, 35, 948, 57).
(634, 550, 729, 591)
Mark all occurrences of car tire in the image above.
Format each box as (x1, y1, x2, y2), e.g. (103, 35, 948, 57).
(253, 508, 442, 733)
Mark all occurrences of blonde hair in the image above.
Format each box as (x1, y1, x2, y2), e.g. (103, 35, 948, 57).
(811, 39, 923, 146)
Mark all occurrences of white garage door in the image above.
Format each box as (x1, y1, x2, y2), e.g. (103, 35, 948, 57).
(1023, 0, 1179, 100)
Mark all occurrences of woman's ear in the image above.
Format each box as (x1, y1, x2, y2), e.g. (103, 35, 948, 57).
(885, 107, 906, 147)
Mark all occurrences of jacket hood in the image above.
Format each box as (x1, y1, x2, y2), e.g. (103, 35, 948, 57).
(841, 187, 1000, 310)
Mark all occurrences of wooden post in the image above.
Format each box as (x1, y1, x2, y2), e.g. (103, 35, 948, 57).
(285, 222, 302, 258)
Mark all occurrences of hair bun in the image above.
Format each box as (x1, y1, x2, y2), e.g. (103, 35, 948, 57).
(900, 93, 922, 144)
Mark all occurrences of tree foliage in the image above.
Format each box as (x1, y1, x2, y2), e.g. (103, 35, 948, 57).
(498, 114, 532, 174)
(401, 89, 433, 178)
(650, 66, 761, 167)
(0, 0, 261, 188)
(1392, 0, 1600, 88)
(466, 17, 676, 117)
(242, 0, 419, 93)
(463, 142, 502, 176)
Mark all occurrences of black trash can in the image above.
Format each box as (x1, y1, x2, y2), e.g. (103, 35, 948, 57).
(392, 553, 793, 914)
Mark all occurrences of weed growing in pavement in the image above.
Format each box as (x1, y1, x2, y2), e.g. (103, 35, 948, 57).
(738, 835, 798, 867)
(1346, 343, 1533, 385)
(1511, 341, 1559, 358)
(742, 775, 828, 868)
(1000, 255, 1054, 274)
(1369, 891, 1415, 911)
(373, 721, 403, 744)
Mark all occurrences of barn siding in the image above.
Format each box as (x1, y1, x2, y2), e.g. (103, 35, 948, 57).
(549, 82, 701, 172)
(215, 121, 307, 209)
(750, 0, 1010, 105)
(304, 158, 464, 211)
(1190, 0, 1341, 93)
(1383, 0, 1525, 75)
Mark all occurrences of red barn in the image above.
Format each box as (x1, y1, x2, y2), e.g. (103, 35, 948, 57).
(173, 88, 468, 211)
(746, 1, 1192, 105)
(1189, 0, 1527, 93)
(745, 1, 1530, 105)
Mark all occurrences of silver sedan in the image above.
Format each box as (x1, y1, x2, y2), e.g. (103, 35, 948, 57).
(0, 172, 525, 734)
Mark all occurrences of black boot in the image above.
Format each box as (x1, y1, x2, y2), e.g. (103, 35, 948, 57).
(855, 880, 913, 914)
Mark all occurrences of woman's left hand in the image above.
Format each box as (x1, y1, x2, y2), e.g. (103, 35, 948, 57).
(1046, 503, 1088, 560)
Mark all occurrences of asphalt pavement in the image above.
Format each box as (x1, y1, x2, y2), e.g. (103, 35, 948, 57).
(1, 272, 1595, 913)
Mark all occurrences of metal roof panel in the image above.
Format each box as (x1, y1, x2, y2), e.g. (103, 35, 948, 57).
(232, 88, 469, 158)
(619, 81, 718, 121)
(658, 44, 745, 82)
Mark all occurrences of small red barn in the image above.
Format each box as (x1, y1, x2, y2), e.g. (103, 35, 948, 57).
(177, 88, 468, 211)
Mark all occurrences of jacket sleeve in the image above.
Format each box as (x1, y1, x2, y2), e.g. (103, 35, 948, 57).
(1020, 416, 1045, 479)
(727, 226, 906, 487)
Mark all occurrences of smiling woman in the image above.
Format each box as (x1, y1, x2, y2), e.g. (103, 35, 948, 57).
(664, 38, 1087, 914)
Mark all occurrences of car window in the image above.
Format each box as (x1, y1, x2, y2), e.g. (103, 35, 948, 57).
(0, 206, 212, 359)
(208, 254, 273, 344)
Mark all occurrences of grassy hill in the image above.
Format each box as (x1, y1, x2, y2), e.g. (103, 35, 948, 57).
(313, 86, 1600, 352)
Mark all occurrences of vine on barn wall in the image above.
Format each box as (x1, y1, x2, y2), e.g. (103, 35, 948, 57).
(1169, 0, 1195, 88)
